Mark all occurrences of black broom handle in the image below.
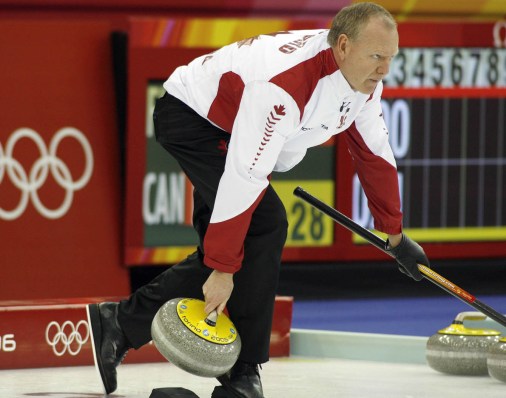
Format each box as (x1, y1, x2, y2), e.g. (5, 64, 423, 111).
(293, 186, 506, 328)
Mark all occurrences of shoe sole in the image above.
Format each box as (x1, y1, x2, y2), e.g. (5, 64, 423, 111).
(212, 386, 235, 398)
(86, 303, 112, 395)
(216, 375, 244, 398)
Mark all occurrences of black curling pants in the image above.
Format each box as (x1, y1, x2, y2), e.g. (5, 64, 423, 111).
(117, 93, 288, 364)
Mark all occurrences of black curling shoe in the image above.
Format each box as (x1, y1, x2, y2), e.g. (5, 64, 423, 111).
(87, 302, 131, 394)
(215, 361, 264, 398)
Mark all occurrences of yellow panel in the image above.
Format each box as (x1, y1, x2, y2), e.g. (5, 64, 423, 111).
(273, 180, 335, 247)
(413, 0, 483, 13)
(182, 19, 289, 48)
(482, 0, 506, 13)
(368, 0, 418, 14)
(363, 0, 504, 17)
(153, 246, 196, 263)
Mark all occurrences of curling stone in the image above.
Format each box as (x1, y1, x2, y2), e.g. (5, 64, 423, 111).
(426, 311, 501, 375)
(151, 297, 241, 378)
(487, 337, 506, 383)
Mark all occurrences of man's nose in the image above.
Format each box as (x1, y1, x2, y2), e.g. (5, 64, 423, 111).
(377, 59, 391, 75)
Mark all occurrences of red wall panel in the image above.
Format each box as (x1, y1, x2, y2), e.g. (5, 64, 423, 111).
(0, 20, 130, 299)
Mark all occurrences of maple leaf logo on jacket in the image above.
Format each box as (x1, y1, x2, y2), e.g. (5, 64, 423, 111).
(274, 105, 286, 116)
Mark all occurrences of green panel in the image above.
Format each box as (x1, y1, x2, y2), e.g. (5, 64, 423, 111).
(143, 82, 199, 247)
(272, 145, 335, 181)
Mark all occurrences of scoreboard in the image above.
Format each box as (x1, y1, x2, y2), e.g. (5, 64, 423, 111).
(124, 18, 506, 266)
(384, 48, 506, 88)
(343, 21, 506, 261)
(353, 94, 505, 238)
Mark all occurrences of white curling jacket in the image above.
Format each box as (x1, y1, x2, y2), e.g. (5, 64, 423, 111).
(163, 29, 402, 273)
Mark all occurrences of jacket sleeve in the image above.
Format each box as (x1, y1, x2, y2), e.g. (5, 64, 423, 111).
(343, 85, 403, 234)
(203, 81, 299, 273)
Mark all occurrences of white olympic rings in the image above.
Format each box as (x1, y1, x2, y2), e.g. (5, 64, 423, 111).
(45, 320, 90, 357)
(0, 127, 93, 220)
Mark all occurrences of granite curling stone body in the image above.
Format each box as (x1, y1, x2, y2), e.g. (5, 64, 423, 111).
(426, 311, 501, 375)
(488, 337, 506, 382)
(151, 298, 241, 377)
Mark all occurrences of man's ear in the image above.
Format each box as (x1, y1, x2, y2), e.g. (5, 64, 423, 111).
(335, 33, 349, 60)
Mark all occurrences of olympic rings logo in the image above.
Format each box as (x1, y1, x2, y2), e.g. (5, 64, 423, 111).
(0, 127, 93, 220)
(45, 320, 90, 356)
(493, 21, 506, 48)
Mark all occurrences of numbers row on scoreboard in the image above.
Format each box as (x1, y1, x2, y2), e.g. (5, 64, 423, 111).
(383, 48, 506, 88)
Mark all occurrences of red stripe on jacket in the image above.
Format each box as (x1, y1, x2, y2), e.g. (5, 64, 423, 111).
(203, 188, 267, 273)
(270, 48, 338, 119)
(207, 71, 245, 133)
(344, 122, 403, 234)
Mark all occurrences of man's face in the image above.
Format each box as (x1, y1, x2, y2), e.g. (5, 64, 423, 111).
(334, 16, 399, 94)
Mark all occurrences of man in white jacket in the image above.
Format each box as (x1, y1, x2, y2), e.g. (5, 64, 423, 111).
(88, 2, 429, 397)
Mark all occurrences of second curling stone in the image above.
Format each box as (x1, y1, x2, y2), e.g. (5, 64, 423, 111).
(426, 311, 501, 376)
(488, 337, 506, 383)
